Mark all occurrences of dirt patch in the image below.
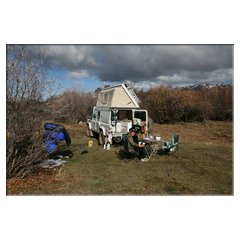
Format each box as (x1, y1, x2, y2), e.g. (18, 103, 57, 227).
(6, 168, 65, 195)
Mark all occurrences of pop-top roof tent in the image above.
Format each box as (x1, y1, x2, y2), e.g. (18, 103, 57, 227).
(96, 84, 141, 108)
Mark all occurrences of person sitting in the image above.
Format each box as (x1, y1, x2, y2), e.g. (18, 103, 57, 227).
(127, 127, 148, 162)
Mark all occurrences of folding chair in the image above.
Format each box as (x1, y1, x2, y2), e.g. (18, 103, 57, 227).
(119, 137, 139, 163)
(161, 134, 179, 159)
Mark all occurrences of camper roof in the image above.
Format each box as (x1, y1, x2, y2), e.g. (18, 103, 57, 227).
(96, 84, 140, 108)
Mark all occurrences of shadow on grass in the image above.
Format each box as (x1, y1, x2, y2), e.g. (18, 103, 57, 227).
(49, 149, 73, 159)
(115, 149, 141, 164)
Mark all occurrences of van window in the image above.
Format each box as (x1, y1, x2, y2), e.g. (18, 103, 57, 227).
(93, 110, 97, 119)
(134, 111, 146, 121)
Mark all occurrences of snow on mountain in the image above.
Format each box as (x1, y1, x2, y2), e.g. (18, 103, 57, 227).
(180, 83, 233, 91)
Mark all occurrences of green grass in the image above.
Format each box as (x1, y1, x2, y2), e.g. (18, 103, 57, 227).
(7, 123, 233, 195)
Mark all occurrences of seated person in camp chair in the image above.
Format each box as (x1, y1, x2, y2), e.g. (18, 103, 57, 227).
(127, 127, 148, 162)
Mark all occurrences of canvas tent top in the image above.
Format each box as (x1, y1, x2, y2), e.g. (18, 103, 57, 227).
(96, 84, 140, 108)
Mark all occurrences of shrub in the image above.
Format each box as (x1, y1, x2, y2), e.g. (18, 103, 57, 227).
(138, 83, 233, 124)
(6, 45, 62, 179)
(54, 89, 96, 124)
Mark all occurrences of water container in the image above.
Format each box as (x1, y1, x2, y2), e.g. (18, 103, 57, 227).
(89, 140, 93, 147)
(107, 143, 110, 150)
(116, 123, 122, 132)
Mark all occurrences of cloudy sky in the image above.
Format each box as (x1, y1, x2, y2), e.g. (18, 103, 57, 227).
(27, 44, 233, 91)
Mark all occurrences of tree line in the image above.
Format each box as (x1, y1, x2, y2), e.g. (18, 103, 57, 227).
(54, 83, 233, 125)
(137, 83, 233, 124)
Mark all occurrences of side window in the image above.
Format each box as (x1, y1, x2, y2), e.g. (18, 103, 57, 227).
(97, 111, 101, 120)
(93, 110, 97, 119)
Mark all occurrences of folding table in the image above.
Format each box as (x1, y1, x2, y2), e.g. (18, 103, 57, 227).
(143, 138, 164, 160)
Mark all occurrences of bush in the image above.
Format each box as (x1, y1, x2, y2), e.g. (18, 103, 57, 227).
(6, 45, 62, 179)
(138, 83, 233, 124)
(53, 89, 96, 124)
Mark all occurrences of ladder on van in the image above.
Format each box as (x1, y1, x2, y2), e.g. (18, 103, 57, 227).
(126, 86, 141, 105)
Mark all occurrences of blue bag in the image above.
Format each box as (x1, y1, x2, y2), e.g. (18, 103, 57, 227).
(43, 139, 58, 153)
(43, 123, 71, 153)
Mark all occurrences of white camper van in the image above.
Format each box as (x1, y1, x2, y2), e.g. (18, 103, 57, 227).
(87, 84, 154, 145)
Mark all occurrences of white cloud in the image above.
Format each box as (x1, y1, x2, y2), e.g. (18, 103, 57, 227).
(156, 68, 233, 85)
(134, 81, 161, 91)
(74, 80, 85, 85)
(157, 74, 187, 82)
(68, 70, 92, 79)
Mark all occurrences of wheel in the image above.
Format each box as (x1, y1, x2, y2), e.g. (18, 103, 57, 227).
(148, 117, 154, 134)
(99, 130, 104, 145)
(86, 125, 91, 137)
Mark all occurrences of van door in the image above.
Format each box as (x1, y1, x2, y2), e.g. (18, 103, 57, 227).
(95, 111, 101, 133)
(91, 109, 98, 132)
(92, 109, 100, 133)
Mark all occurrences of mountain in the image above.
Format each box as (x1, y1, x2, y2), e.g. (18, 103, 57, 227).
(180, 83, 233, 91)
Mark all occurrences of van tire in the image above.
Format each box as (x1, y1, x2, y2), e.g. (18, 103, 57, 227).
(148, 117, 154, 133)
(99, 130, 104, 145)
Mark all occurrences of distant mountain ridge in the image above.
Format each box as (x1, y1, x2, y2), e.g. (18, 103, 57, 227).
(181, 83, 233, 91)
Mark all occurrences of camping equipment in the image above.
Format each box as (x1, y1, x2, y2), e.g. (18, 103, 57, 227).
(161, 134, 179, 159)
(144, 137, 164, 160)
(43, 123, 71, 153)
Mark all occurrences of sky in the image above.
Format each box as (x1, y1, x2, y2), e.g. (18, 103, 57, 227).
(26, 44, 233, 92)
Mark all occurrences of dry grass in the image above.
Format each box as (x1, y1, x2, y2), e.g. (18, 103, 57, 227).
(6, 121, 233, 195)
(152, 121, 233, 146)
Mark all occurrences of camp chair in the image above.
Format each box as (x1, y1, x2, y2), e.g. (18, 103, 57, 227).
(119, 137, 139, 163)
(161, 134, 179, 159)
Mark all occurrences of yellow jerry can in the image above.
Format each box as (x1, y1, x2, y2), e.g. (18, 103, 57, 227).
(89, 140, 93, 147)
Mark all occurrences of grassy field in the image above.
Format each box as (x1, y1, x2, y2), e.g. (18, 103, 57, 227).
(6, 121, 233, 195)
